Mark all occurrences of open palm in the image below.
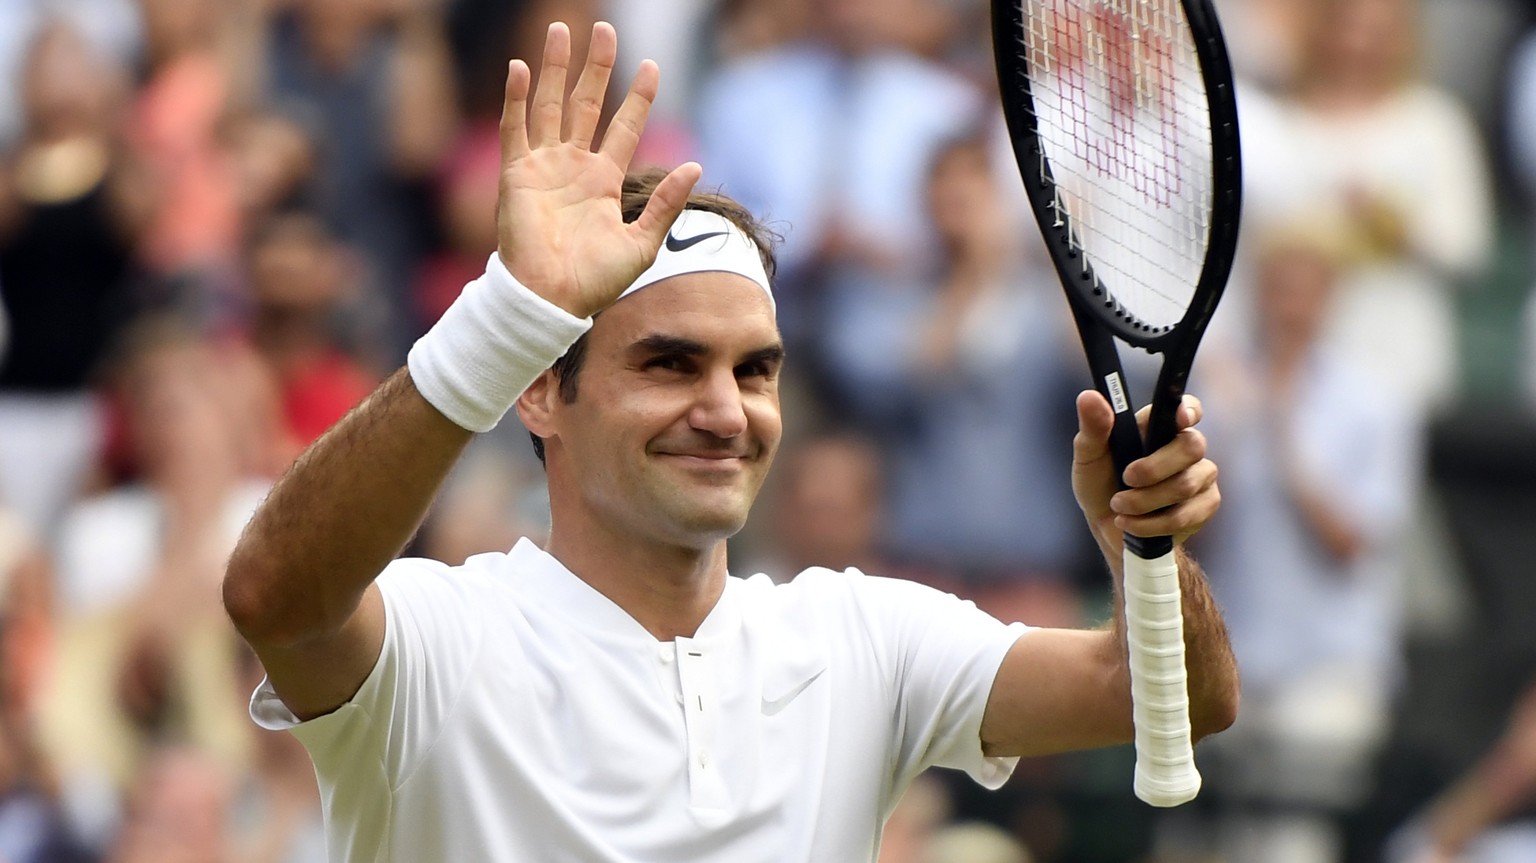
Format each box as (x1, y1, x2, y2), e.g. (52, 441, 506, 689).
(496, 22, 701, 320)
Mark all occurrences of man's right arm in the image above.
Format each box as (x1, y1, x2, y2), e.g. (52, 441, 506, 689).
(223, 369, 473, 720)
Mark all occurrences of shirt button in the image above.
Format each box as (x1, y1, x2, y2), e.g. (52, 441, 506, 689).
(659, 648, 674, 664)
(698, 750, 710, 768)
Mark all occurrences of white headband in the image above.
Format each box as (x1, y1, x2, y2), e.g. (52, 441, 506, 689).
(618, 209, 773, 309)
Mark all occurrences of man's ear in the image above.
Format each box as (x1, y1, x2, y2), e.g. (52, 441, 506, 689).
(516, 369, 559, 441)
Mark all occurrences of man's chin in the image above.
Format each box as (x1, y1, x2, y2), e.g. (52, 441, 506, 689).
(659, 503, 751, 549)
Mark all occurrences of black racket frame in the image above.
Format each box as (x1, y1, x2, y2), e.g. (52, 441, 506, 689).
(991, 0, 1243, 557)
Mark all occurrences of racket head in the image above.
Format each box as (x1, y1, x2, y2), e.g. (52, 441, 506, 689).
(992, 0, 1242, 357)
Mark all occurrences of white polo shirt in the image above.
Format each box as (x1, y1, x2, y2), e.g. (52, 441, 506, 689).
(251, 539, 1028, 862)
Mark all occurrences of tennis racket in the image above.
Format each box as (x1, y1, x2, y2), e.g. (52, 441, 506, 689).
(991, 0, 1242, 807)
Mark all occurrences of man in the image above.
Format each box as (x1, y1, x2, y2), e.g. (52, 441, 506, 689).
(223, 21, 1237, 862)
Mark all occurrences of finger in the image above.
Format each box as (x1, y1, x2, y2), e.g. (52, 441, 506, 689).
(499, 60, 532, 161)
(629, 161, 703, 251)
(1180, 394, 1203, 428)
(1124, 427, 1206, 488)
(1133, 393, 1205, 433)
(1115, 487, 1221, 539)
(1072, 389, 1115, 466)
(529, 22, 572, 147)
(1112, 458, 1218, 517)
(565, 21, 616, 149)
(598, 59, 659, 170)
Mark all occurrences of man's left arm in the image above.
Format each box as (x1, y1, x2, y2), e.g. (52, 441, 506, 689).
(980, 391, 1239, 758)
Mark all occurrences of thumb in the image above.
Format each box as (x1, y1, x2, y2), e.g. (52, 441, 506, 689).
(629, 161, 704, 252)
(1072, 389, 1115, 467)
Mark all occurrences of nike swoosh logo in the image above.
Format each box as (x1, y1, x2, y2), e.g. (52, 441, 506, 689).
(760, 669, 825, 716)
(666, 230, 728, 253)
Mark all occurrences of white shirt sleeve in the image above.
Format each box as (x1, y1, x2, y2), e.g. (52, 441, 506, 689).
(841, 571, 1028, 791)
(249, 556, 488, 786)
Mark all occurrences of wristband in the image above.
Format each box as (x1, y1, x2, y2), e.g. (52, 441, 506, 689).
(407, 254, 592, 432)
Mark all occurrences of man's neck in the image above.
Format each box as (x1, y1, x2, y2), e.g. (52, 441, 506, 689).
(543, 520, 729, 642)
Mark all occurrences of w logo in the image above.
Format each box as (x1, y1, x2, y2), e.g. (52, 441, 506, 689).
(1029, 0, 1189, 207)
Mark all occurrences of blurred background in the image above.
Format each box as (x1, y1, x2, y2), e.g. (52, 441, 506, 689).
(0, 0, 1534, 860)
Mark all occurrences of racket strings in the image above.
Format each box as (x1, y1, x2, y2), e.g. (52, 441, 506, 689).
(1017, 0, 1213, 332)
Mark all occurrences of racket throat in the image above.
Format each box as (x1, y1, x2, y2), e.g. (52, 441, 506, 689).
(1124, 533, 1174, 559)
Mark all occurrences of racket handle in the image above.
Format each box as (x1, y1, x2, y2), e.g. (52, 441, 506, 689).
(1123, 546, 1201, 807)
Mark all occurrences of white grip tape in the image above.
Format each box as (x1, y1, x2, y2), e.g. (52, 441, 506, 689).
(1124, 548, 1201, 807)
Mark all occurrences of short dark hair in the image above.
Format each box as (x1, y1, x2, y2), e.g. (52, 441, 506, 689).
(528, 171, 778, 465)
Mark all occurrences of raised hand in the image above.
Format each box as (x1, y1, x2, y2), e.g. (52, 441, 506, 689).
(497, 22, 702, 319)
(1071, 391, 1220, 555)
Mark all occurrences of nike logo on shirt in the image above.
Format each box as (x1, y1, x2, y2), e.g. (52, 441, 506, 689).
(760, 669, 826, 716)
(665, 230, 728, 252)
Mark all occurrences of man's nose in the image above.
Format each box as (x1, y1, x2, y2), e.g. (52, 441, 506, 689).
(687, 366, 748, 439)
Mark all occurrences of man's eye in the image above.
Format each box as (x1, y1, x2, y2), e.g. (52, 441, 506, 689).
(646, 357, 688, 372)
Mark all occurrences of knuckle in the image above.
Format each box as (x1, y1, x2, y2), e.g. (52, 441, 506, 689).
(1181, 428, 1207, 458)
(1175, 471, 1202, 498)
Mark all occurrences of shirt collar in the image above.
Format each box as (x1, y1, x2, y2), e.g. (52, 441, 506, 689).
(506, 538, 743, 646)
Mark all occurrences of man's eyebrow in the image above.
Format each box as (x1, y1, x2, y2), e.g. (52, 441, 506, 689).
(630, 336, 785, 366)
(738, 344, 786, 367)
(632, 335, 709, 356)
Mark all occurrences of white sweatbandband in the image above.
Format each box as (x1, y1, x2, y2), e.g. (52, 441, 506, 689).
(407, 254, 591, 432)
(407, 211, 773, 433)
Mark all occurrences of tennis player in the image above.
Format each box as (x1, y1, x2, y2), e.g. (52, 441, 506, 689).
(224, 21, 1238, 862)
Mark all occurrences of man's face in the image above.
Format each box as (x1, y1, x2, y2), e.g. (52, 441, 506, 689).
(541, 273, 784, 551)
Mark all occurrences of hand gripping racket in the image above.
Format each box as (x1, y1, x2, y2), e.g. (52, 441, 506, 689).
(991, 0, 1242, 806)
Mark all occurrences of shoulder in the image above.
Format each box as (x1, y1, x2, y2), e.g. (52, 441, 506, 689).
(1386, 85, 1482, 134)
(757, 566, 969, 619)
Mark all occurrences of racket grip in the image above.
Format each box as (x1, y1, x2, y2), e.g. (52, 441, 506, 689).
(1124, 546, 1201, 807)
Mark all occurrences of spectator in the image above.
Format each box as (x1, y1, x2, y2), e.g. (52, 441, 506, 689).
(1243, 0, 1494, 419)
(412, 130, 500, 332)
(105, 747, 233, 863)
(1389, 680, 1536, 863)
(415, 442, 550, 566)
(129, 0, 244, 285)
(261, 0, 457, 358)
(0, 1, 144, 148)
(0, 21, 151, 538)
(711, 0, 814, 61)
(1201, 226, 1423, 863)
(0, 510, 91, 863)
(225, 107, 320, 226)
(245, 211, 378, 449)
(1212, 0, 1309, 88)
(37, 319, 271, 844)
(447, 0, 596, 124)
(227, 649, 324, 863)
(748, 430, 919, 582)
(818, 134, 1084, 626)
(694, 0, 984, 369)
(608, 0, 715, 124)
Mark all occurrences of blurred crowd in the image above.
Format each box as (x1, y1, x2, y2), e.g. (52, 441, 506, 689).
(0, 0, 1534, 861)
